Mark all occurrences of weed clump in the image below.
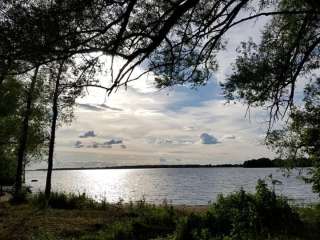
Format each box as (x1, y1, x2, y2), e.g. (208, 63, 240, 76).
(32, 192, 109, 210)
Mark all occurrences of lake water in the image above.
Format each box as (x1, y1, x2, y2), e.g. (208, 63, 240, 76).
(26, 168, 318, 205)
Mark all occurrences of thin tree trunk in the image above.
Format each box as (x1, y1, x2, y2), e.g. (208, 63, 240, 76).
(0, 69, 7, 87)
(0, 59, 12, 86)
(22, 159, 26, 184)
(15, 66, 39, 196)
(0, 65, 7, 86)
(0, 74, 5, 86)
(45, 63, 63, 199)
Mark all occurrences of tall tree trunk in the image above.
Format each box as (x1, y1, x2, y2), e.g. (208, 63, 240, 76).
(45, 63, 63, 199)
(22, 159, 26, 184)
(15, 66, 39, 196)
(0, 73, 5, 86)
(0, 59, 12, 86)
(0, 65, 7, 86)
(0, 67, 7, 87)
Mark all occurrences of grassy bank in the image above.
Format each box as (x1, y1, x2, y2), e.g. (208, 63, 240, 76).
(1, 181, 320, 240)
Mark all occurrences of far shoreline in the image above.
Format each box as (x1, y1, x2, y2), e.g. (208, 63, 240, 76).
(27, 158, 313, 171)
(28, 164, 244, 171)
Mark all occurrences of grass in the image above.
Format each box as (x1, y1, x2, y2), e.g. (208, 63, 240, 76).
(1, 181, 320, 240)
(31, 192, 110, 210)
(0, 196, 185, 240)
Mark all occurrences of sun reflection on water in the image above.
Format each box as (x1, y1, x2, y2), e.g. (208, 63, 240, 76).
(26, 168, 318, 205)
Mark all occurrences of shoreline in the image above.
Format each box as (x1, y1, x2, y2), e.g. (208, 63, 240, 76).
(28, 164, 244, 171)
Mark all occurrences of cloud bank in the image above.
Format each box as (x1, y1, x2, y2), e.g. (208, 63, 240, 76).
(50, 17, 279, 168)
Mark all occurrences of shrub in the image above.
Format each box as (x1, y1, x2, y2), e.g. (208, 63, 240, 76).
(31, 230, 56, 240)
(254, 179, 301, 235)
(174, 180, 302, 240)
(29, 182, 302, 240)
(78, 203, 178, 240)
(10, 186, 32, 204)
(175, 214, 211, 240)
(127, 204, 177, 239)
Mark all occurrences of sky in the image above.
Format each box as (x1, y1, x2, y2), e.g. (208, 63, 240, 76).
(33, 14, 283, 169)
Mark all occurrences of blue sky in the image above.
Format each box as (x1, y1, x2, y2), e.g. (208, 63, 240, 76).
(30, 14, 289, 169)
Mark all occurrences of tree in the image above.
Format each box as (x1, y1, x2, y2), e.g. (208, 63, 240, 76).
(0, 74, 49, 194)
(0, 76, 21, 193)
(266, 79, 320, 193)
(1, 0, 319, 197)
(15, 67, 39, 195)
(222, 0, 320, 192)
(1, 1, 107, 196)
(44, 56, 101, 199)
(2, 0, 317, 92)
(222, 0, 320, 125)
(44, 61, 64, 199)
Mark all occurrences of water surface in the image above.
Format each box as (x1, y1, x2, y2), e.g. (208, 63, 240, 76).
(26, 168, 318, 205)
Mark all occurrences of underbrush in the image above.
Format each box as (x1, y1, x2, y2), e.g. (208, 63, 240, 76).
(32, 192, 110, 209)
(28, 180, 310, 240)
(174, 179, 301, 240)
(79, 201, 178, 240)
(9, 186, 31, 204)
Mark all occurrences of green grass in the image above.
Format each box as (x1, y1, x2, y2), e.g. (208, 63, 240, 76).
(31, 192, 110, 210)
(1, 180, 320, 240)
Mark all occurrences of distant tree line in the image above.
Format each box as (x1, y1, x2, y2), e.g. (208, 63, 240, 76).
(243, 158, 313, 168)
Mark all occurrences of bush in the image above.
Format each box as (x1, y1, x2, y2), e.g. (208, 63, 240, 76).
(10, 186, 32, 204)
(174, 180, 301, 240)
(118, 204, 176, 240)
(254, 179, 301, 235)
(79, 202, 178, 240)
(29, 182, 302, 240)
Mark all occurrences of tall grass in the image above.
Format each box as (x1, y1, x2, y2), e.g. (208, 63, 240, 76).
(30, 180, 305, 240)
(32, 192, 110, 210)
(174, 180, 301, 240)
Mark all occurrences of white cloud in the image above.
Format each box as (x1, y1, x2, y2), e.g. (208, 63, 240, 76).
(78, 103, 104, 111)
(45, 16, 284, 169)
(146, 136, 195, 145)
(183, 126, 196, 131)
(52, 92, 275, 166)
(200, 133, 219, 144)
(99, 104, 123, 111)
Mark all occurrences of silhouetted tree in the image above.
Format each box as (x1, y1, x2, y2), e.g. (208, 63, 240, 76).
(0, 73, 49, 195)
(243, 158, 274, 168)
(266, 79, 320, 193)
(222, 0, 320, 192)
(2, 0, 318, 92)
(44, 56, 101, 199)
(222, 0, 320, 125)
(1, 0, 319, 197)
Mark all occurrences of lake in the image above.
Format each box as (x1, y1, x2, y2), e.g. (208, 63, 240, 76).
(26, 168, 318, 205)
